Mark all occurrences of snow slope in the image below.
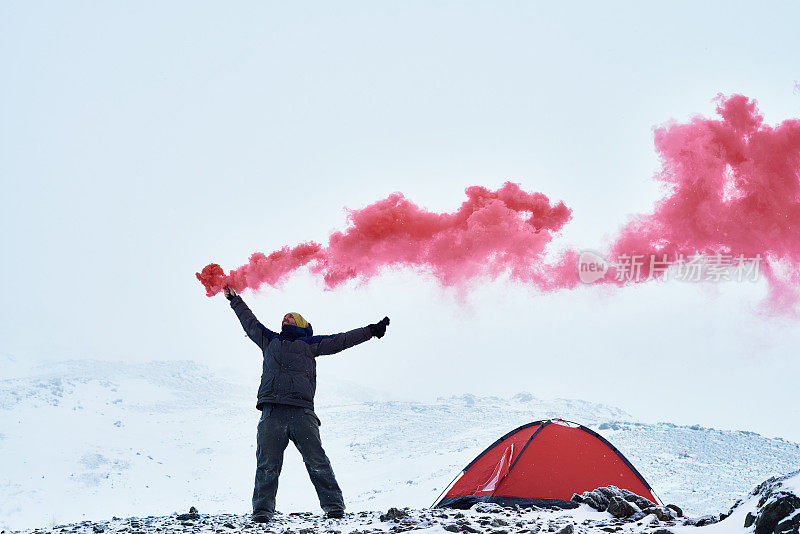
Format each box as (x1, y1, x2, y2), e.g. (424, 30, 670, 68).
(1, 360, 798, 530)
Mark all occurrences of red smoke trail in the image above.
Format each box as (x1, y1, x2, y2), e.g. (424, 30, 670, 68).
(198, 95, 800, 314)
(197, 243, 324, 297)
(196, 183, 574, 296)
(607, 94, 800, 313)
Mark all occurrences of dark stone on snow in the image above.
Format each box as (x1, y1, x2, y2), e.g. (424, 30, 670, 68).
(573, 491, 610, 511)
(380, 507, 409, 522)
(572, 485, 658, 518)
(607, 496, 639, 518)
(685, 514, 719, 526)
(556, 525, 574, 534)
(595, 487, 619, 503)
(754, 493, 800, 534)
(665, 504, 683, 518)
(745, 512, 757, 528)
(650, 530, 674, 534)
(629, 511, 647, 522)
(776, 515, 800, 534)
(189, 506, 198, 514)
(620, 492, 652, 510)
(175, 513, 199, 520)
(647, 506, 673, 521)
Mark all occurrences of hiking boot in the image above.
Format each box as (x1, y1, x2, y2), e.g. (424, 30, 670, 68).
(251, 513, 273, 524)
(324, 509, 344, 519)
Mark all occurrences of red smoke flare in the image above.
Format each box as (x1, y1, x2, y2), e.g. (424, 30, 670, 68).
(608, 94, 800, 313)
(196, 183, 573, 296)
(197, 243, 324, 297)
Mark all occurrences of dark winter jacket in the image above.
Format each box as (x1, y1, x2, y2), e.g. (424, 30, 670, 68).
(229, 295, 373, 410)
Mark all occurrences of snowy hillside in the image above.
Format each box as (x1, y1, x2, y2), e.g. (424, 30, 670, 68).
(1, 360, 798, 531)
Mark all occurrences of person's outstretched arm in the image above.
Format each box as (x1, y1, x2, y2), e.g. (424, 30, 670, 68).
(307, 317, 390, 357)
(224, 286, 276, 350)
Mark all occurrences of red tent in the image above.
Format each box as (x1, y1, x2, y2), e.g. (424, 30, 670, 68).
(433, 419, 660, 509)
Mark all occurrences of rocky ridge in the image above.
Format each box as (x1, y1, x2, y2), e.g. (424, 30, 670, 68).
(8, 469, 800, 534)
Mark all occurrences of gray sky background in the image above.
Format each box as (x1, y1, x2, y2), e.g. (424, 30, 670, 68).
(2, 2, 799, 440)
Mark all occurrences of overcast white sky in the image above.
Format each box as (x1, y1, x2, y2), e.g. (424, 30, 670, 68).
(2, 2, 799, 441)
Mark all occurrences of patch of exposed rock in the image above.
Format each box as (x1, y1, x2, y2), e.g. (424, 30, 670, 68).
(7, 470, 800, 534)
(724, 468, 800, 534)
(571, 485, 682, 522)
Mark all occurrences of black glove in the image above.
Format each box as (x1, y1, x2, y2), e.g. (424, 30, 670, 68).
(368, 316, 390, 339)
(223, 285, 238, 301)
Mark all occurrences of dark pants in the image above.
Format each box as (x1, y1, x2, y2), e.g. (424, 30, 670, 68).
(252, 403, 345, 516)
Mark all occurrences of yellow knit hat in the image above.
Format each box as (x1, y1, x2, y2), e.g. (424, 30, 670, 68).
(288, 312, 309, 329)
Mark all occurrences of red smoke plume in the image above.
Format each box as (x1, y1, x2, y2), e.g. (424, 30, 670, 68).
(198, 95, 800, 313)
(196, 183, 574, 296)
(608, 94, 800, 313)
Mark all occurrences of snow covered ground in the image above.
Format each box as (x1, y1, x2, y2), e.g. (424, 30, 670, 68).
(1, 358, 799, 531)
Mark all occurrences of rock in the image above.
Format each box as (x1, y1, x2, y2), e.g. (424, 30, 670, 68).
(628, 511, 647, 522)
(744, 512, 757, 528)
(379, 508, 409, 522)
(595, 487, 620, 502)
(556, 525, 573, 534)
(585, 494, 609, 510)
(92, 527, 104, 533)
(647, 507, 675, 521)
(685, 514, 719, 526)
(606, 496, 640, 518)
(189, 507, 198, 514)
(776, 515, 800, 534)
(665, 504, 683, 518)
(175, 513, 199, 521)
(473, 503, 506, 514)
(650, 530, 674, 534)
(618, 491, 652, 510)
(490, 518, 508, 527)
(572, 485, 655, 514)
(754, 493, 800, 534)
(443, 526, 459, 533)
